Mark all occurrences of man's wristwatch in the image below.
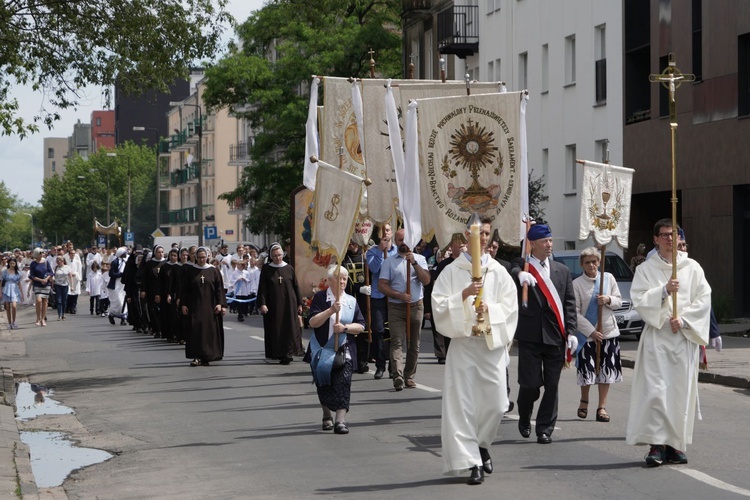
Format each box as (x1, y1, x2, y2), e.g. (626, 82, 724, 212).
(343, 326, 348, 333)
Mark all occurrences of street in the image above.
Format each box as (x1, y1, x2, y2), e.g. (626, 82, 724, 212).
(5, 305, 750, 499)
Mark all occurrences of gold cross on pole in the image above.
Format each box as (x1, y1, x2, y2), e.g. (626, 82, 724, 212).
(648, 53, 695, 321)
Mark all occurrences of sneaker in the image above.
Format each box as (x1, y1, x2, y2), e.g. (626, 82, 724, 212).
(645, 445, 666, 467)
(666, 446, 688, 464)
(393, 377, 404, 391)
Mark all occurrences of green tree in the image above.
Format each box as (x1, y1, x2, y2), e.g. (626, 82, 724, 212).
(203, 0, 403, 239)
(0, 0, 231, 137)
(36, 143, 157, 248)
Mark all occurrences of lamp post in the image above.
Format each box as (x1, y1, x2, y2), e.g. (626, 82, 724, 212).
(169, 100, 203, 245)
(105, 152, 116, 247)
(132, 126, 161, 231)
(23, 213, 33, 249)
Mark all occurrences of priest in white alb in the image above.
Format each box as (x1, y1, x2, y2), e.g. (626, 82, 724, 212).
(626, 218, 711, 467)
(432, 214, 518, 485)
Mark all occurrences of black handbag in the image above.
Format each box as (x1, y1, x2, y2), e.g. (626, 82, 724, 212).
(332, 344, 347, 371)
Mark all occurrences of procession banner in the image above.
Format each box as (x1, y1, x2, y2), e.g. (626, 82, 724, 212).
(414, 92, 524, 247)
(311, 160, 365, 262)
(94, 219, 120, 236)
(321, 77, 366, 179)
(398, 82, 502, 119)
(303, 77, 321, 190)
(578, 160, 635, 248)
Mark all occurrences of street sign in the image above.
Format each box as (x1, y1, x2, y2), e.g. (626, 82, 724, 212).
(97, 235, 106, 248)
(151, 228, 165, 238)
(204, 225, 218, 240)
(225, 229, 234, 235)
(125, 232, 134, 244)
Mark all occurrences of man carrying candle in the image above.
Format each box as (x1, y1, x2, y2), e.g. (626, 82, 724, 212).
(432, 214, 518, 485)
(511, 224, 578, 444)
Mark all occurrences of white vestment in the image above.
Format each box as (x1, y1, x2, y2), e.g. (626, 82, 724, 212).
(626, 252, 711, 451)
(432, 254, 518, 475)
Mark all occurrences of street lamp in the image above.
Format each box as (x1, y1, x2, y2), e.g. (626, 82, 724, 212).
(23, 213, 33, 250)
(169, 100, 203, 246)
(105, 152, 116, 247)
(132, 126, 161, 232)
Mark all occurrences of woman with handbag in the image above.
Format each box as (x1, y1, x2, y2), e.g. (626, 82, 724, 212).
(306, 265, 365, 435)
(28, 248, 54, 326)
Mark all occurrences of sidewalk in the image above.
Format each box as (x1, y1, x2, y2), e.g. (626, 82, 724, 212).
(0, 307, 748, 498)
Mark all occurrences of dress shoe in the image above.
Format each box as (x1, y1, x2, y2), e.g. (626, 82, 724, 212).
(108, 315, 115, 325)
(405, 379, 417, 388)
(333, 421, 349, 434)
(505, 401, 514, 414)
(537, 433, 552, 444)
(357, 363, 369, 374)
(518, 421, 531, 438)
(479, 447, 493, 474)
(374, 368, 384, 379)
(279, 357, 292, 365)
(467, 466, 484, 485)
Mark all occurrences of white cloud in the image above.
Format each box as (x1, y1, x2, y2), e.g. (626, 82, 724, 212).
(0, 0, 266, 205)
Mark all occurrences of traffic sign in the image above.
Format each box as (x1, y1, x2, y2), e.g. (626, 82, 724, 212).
(204, 225, 218, 240)
(97, 235, 106, 247)
(125, 231, 134, 244)
(151, 228, 165, 238)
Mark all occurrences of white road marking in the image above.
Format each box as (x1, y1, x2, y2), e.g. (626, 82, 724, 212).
(676, 468, 750, 497)
(223, 327, 233, 330)
(414, 383, 441, 393)
(249, 336, 264, 342)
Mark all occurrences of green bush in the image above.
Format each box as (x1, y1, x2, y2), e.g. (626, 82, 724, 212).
(712, 292, 734, 323)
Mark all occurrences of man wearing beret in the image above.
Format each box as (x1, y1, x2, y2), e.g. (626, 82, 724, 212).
(511, 224, 577, 444)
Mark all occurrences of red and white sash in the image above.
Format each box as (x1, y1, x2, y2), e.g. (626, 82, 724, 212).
(528, 260, 566, 340)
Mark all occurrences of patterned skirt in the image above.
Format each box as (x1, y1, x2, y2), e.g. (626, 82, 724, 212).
(317, 360, 353, 412)
(576, 337, 623, 386)
(33, 285, 51, 299)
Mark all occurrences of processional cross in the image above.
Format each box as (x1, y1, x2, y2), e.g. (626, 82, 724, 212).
(648, 53, 695, 318)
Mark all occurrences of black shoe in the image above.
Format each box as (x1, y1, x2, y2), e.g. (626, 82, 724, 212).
(518, 421, 531, 438)
(665, 446, 688, 464)
(479, 447, 492, 474)
(467, 466, 484, 485)
(645, 445, 667, 467)
(238, 316, 244, 322)
(505, 401, 514, 414)
(357, 363, 369, 374)
(437, 358, 446, 365)
(120, 319, 127, 325)
(108, 315, 115, 325)
(333, 421, 349, 434)
(374, 368, 384, 380)
(322, 418, 334, 431)
(279, 357, 292, 365)
(537, 433, 552, 444)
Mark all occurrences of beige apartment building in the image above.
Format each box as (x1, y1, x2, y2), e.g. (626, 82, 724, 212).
(43, 137, 68, 178)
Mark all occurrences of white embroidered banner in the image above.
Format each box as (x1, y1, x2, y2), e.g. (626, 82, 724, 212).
(321, 77, 366, 180)
(311, 161, 365, 261)
(398, 82, 502, 116)
(413, 92, 525, 247)
(578, 160, 635, 248)
(303, 77, 320, 190)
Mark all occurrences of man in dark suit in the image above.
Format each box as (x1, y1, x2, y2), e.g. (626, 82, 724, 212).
(511, 224, 577, 444)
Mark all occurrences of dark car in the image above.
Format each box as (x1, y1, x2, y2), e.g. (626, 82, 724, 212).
(553, 250, 643, 340)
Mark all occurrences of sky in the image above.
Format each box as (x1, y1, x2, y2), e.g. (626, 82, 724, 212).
(0, 0, 267, 206)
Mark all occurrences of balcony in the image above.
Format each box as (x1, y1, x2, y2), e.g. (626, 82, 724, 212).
(229, 142, 251, 166)
(402, 0, 432, 16)
(227, 196, 250, 216)
(437, 5, 479, 58)
(167, 204, 215, 225)
(170, 163, 200, 186)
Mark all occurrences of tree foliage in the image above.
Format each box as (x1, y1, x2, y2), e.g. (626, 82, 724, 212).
(0, 0, 231, 137)
(203, 0, 403, 239)
(36, 143, 157, 248)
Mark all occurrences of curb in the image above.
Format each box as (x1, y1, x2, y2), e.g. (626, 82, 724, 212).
(0, 367, 38, 499)
(621, 358, 750, 389)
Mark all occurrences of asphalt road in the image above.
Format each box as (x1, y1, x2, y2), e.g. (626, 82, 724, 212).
(8, 310, 750, 499)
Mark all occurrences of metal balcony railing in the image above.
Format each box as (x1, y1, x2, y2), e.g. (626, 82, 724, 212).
(437, 5, 479, 58)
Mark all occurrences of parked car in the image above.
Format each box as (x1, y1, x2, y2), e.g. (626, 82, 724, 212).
(552, 250, 643, 340)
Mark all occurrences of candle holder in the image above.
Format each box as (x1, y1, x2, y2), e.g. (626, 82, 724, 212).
(471, 277, 490, 336)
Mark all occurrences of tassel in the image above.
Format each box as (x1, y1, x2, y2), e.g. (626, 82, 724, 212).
(699, 345, 708, 371)
(563, 347, 573, 369)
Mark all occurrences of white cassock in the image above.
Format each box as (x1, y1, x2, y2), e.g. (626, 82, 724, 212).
(432, 253, 518, 475)
(626, 251, 711, 451)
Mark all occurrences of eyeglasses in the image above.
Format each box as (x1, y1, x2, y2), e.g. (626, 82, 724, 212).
(658, 232, 673, 239)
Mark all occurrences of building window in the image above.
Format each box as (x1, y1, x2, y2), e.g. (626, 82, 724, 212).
(595, 25, 607, 102)
(595, 139, 610, 164)
(692, 0, 702, 82)
(519, 52, 528, 90)
(495, 58, 502, 81)
(541, 44, 549, 93)
(96, 117, 101, 127)
(565, 35, 576, 85)
(740, 33, 750, 116)
(47, 147, 54, 158)
(488, 60, 494, 83)
(625, 0, 651, 124)
(51, 161, 56, 172)
(542, 148, 549, 198)
(565, 144, 577, 193)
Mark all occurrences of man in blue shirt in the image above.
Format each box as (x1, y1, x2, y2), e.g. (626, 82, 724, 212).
(379, 228, 431, 391)
(366, 223, 397, 380)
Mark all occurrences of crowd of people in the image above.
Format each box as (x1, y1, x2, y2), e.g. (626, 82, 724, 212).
(0, 217, 719, 485)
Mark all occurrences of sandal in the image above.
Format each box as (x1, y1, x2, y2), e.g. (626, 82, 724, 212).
(577, 399, 588, 419)
(596, 407, 610, 422)
(190, 359, 201, 367)
(321, 417, 334, 431)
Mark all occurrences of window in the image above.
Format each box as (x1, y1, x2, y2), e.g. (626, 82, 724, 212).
(595, 139, 610, 164)
(488, 60, 494, 82)
(51, 161, 56, 172)
(47, 148, 54, 158)
(542, 148, 549, 197)
(740, 33, 750, 116)
(595, 25, 607, 102)
(565, 35, 576, 85)
(692, 0, 702, 82)
(565, 144, 577, 193)
(495, 58, 502, 81)
(541, 44, 549, 93)
(519, 52, 528, 90)
(625, 0, 651, 124)
(96, 117, 101, 127)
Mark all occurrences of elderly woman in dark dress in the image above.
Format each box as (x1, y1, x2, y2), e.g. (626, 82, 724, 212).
(306, 265, 365, 435)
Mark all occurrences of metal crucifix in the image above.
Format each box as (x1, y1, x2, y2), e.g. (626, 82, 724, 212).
(649, 53, 695, 318)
